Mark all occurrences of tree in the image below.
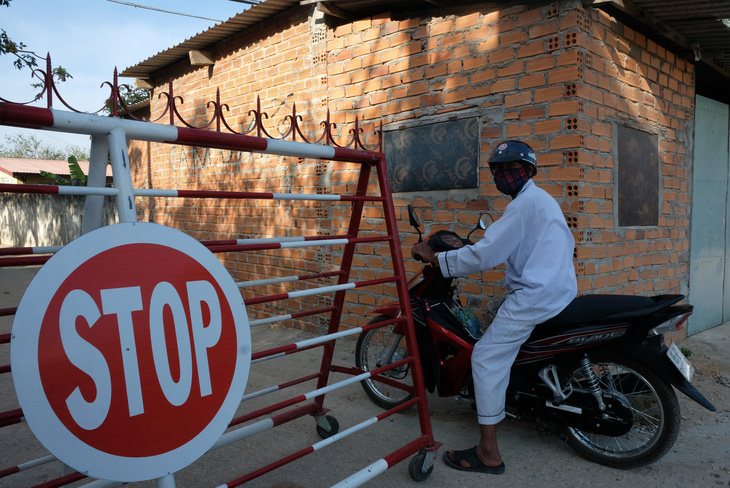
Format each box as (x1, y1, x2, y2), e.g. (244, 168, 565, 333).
(0, 133, 90, 161)
(106, 85, 151, 115)
(1, 0, 72, 95)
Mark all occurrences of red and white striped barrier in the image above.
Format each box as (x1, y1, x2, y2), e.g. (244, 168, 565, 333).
(0, 98, 436, 487)
(1, 104, 381, 164)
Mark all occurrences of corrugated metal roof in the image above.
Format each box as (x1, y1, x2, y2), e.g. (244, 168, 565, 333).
(121, 0, 730, 87)
(120, 0, 300, 78)
(0, 158, 112, 178)
(595, 0, 730, 72)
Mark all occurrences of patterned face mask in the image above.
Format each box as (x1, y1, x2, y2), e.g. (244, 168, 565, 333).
(493, 166, 531, 197)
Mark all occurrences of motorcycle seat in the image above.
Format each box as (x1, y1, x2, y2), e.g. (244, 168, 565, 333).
(538, 294, 685, 327)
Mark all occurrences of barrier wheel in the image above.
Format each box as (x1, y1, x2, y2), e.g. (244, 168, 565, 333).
(408, 451, 434, 481)
(316, 415, 340, 439)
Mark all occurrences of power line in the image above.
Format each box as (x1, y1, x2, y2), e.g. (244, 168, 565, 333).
(105, 0, 226, 23)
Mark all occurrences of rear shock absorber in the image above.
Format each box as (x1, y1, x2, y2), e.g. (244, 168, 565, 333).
(580, 354, 606, 411)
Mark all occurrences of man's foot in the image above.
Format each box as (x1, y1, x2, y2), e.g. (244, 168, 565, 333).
(443, 447, 505, 474)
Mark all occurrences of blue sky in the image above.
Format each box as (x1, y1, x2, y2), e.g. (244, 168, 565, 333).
(0, 0, 249, 152)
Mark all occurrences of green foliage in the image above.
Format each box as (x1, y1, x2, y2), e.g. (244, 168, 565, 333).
(67, 156, 87, 184)
(1, 0, 72, 96)
(40, 156, 87, 186)
(66, 144, 92, 163)
(105, 85, 150, 115)
(39, 170, 70, 185)
(0, 133, 90, 160)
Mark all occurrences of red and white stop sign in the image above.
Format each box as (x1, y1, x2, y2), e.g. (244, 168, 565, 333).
(11, 223, 250, 481)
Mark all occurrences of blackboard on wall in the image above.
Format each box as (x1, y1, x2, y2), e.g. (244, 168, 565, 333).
(384, 118, 480, 192)
(617, 125, 659, 227)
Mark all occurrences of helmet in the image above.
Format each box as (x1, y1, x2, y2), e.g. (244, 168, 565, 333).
(488, 140, 537, 173)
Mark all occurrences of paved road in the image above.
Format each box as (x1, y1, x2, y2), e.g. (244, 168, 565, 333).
(1, 265, 728, 488)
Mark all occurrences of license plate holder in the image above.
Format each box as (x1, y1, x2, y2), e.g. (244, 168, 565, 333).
(667, 343, 695, 382)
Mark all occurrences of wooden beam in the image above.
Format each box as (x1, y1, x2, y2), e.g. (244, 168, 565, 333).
(188, 50, 215, 66)
(134, 78, 154, 90)
(314, 1, 354, 20)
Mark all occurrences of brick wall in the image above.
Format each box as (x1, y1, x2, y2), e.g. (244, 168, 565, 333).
(131, 6, 336, 330)
(324, 1, 694, 330)
(129, 0, 695, 334)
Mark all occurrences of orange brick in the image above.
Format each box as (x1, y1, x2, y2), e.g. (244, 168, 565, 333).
(526, 55, 555, 72)
(535, 118, 563, 135)
(519, 72, 547, 89)
(549, 100, 583, 116)
(549, 65, 583, 83)
(507, 123, 533, 138)
(520, 106, 546, 119)
(490, 47, 517, 64)
(499, 29, 527, 46)
(505, 91, 532, 108)
(478, 36, 500, 52)
(550, 167, 585, 181)
(499, 60, 525, 77)
(529, 19, 558, 38)
(491, 78, 516, 93)
(467, 84, 491, 98)
(463, 56, 489, 71)
(431, 20, 454, 36)
(518, 40, 546, 59)
(534, 86, 565, 103)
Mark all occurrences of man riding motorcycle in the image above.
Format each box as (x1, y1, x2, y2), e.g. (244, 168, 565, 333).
(411, 140, 577, 475)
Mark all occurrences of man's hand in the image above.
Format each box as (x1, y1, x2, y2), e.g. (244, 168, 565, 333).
(412, 241, 437, 264)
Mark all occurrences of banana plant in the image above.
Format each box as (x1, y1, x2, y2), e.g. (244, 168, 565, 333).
(40, 155, 87, 186)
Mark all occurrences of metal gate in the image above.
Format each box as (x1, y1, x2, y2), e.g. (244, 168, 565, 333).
(689, 95, 730, 335)
(0, 63, 440, 487)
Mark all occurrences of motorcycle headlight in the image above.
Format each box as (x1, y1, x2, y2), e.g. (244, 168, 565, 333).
(648, 312, 692, 337)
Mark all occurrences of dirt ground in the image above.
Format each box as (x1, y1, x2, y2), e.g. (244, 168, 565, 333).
(1, 265, 728, 488)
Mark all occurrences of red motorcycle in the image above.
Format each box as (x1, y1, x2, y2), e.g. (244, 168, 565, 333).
(356, 204, 715, 469)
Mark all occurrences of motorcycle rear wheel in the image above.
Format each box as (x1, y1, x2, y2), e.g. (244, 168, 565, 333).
(356, 316, 414, 409)
(560, 354, 681, 469)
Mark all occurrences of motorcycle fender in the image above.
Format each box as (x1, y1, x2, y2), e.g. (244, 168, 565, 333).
(618, 344, 717, 412)
(372, 301, 401, 318)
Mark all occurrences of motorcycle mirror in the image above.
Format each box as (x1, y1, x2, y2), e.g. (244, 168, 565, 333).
(479, 212, 494, 229)
(407, 204, 421, 228)
(407, 204, 424, 242)
(467, 212, 494, 240)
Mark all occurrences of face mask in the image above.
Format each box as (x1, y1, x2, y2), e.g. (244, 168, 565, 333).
(493, 167, 531, 197)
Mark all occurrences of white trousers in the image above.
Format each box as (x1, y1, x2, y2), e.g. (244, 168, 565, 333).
(471, 317, 536, 425)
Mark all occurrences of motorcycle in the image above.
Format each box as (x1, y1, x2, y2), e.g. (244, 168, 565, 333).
(356, 204, 716, 469)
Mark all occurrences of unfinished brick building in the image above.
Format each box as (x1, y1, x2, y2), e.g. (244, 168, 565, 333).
(122, 0, 730, 337)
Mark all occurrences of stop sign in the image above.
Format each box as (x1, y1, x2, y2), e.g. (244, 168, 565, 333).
(11, 223, 251, 482)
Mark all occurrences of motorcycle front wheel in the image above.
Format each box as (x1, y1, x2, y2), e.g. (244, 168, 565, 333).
(560, 354, 681, 469)
(355, 315, 414, 409)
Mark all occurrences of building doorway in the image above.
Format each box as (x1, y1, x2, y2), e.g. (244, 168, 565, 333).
(689, 95, 730, 335)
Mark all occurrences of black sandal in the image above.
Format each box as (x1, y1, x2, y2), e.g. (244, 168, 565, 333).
(443, 446, 505, 474)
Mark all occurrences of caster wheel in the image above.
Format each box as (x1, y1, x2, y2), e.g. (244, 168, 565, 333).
(315, 415, 339, 439)
(408, 451, 434, 481)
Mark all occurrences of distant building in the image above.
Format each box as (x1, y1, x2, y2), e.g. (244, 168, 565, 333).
(0, 157, 113, 185)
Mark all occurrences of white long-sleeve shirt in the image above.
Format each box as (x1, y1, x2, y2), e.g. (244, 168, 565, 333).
(438, 179, 577, 325)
